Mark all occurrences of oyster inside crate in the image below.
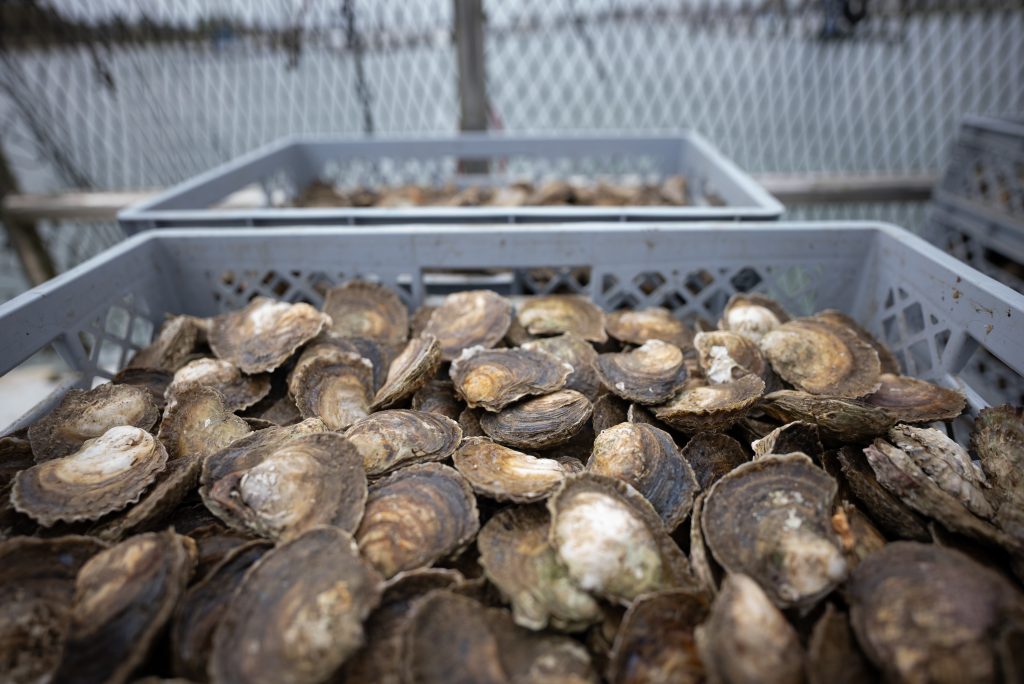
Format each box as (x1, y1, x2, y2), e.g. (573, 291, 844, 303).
(4, 224, 1024, 684)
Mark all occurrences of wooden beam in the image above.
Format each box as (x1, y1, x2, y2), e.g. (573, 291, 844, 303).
(1, 142, 55, 286)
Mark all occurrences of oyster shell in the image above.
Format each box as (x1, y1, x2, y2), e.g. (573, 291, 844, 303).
(517, 295, 607, 343)
(409, 304, 436, 338)
(865, 373, 966, 423)
(166, 357, 271, 412)
(127, 314, 203, 371)
(323, 280, 409, 343)
(694, 330, 771, 385)
(451, 347, 571, 412)
(606, 589, 709, 684)
(28, 383, 159, 462)
(0, 535, 107, 684)
(372, 336, 442, 409)
(288, 345, 374, 430)
(13, 426, 168, 527)
(411, 379, 463, 419)
(718, 293, 790, 343)
(835, 445, 930, 541)
(480, 390, 593, 449)
(814, 309, 900, 374)
(752, 420, 824, 460)
(346, 409, 462, 477)
(522, 333, 602, 401)
(170, 540, 271, 681)
(209, 297, 329, 373)
(848, 542, 1024, 683)
(702, 453, 847, 608)
(806, 604, 874, 684)
(597, 340, 687, 404)
(592, 394, 629, 435)
(486, 604, 599, 684)
(653, 374, 764, 432)
(355, 463, 479, 579)
(695, 574, 804, 684)
(688, 494, 719, 595)
(587, 422, 699, 529)
(210, 527, 383, 684)
(680, 432, 749, 491)
(52, 531, 196, 684)
(111, 367, 174, 409)
(459, 406, 486, 437)
(761, 390, 896, 443)
(201, 429, 364, 541)
(478, 504, 601, 631)
(423, 290, 513, 361)
(548, 474, 695, 604)
(760, 316, 881, 398)
(453, 437, 568, 503)
(157, 385, 252, 462)
(605, 307, 694, 350)
(974, 405, 1024, 541)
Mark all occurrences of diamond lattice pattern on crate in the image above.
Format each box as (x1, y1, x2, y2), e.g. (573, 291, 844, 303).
(77, 294, 157, 383)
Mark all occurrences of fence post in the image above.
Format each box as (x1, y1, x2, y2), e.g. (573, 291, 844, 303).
(0, 143, 55, 286)
(454, 0, 488, 173)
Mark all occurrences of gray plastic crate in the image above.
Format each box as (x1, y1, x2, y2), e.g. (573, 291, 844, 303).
(2, 222, 1022, 441)
(118, 133, 783, 232)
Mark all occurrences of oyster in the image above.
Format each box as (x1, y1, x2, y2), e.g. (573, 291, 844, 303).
(422, 290, 513, 361)
(453, 437, 568, 503)
(806, 604, 874, 684)
(201, 429, 364, 540)
(346, 409, 462, 477)
(864, 373, 965, 423)
(355, 463, 479, 578)
(605, 307, 694, 350)
(688, 494, 718, 595)
(653, 374, 764, 432)
(974, 405, 1024, 540)
(480, 390, 593, 449)
(814, 309, 900, 374)
(848, 542, 1024, 683)
(606, 589, 709, 684)
(0, 535, 107, 684)
(694, 330, 770, 384)
(52, 531, 196, 684)
(587, 422, 699, 529)
(28, 383, 159, 462)
(171, 540, 271, 681)
(372, 336, 442, 409)
(13, 426, 168, 527)
(592, 394, 629, 435)
(451, 347, 571, 412)
(517, 295, 607, 343)
(831, 501, 887, 570)
(548, 474, 695, 604)
(157, 385, 252, 462)
(478, 505, 601, 631)
(680, 431, 748, 492)
(210, 527, 383, 684)
(209, 297, 329, 373)
(459, 406, 486, 437)
(835, 445, 930, 541)
(761, 390, 896, 443)
(127, 314, 203, 371)
(695, 574, 804, 684)
(596, 340, 687, 404)
(486, 605, 599, 684)
(323, 280, 409, 343)
(752, 420, 824, 460)
(522, 333, 602, 401)
(409, 304, 436, 338)
(288, 345, 374, 430)
(718, 293, 790, 343)
(760, 316, 881, 398)
(702, 453, 847, 608)
(411, 379, 463, 419)
(166, 357, 271, 411)
(111, 367, 174, 409)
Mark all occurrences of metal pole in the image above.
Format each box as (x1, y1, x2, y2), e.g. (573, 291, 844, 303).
(0, 141, 55, 286)
(454, 0, 488, 173)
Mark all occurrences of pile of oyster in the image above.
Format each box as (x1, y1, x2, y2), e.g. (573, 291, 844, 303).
(2, 283, 1023, 684)
(293, 175, 707, 209)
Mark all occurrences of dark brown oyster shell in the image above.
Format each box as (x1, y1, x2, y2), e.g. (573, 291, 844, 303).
(587, 422, 699, 529)
(695, 574, 804, 684)
(814, 309, 900, 375)
(653, 374, 764, 432)
(52, 531, 196, 684)
(127, 315, 204, 371)
(157, 386, 252, 462)
(752, 420, 824, 460)
(517, 295, 607, 343)
(480, 390, 593, 450)
(28, 383, 160, 462)
(522, 333, 602, 401)
(165, 357, 271, 412)
(304, 332, 398, 394)
(760, 316, 882, 398)
(409, 304, 436, 339)
(605, 307, 694, 350)
(323, 280, 409, 343)
(459, 406, 486, 437)
(831, 501, 887, 570)
(13, 426, 168, 527)
(835, 445, 931, 541)
(688, 494, 719, 595)
(0, 535, 107, 684)
(422, 290, 513, 361)
(807, 604, 875, 684)
(702, 453, 847, 608)
(451, 347, 571, 412)
(848, 542, 1024, 683)
(411, 379, 463, 419)
(548, 474, 695, 604)
(288, 345, 374, 430)
(187, 523, 254, 579)
(355, 463, 479, 579)
(170, 540, 271, 681)
(864, 373, 966, 424)
(486, 605, 598, 684)
(694, 330, 771, 384)
(596, 340, 688, 405)
(345, 409, 462, 477)
(974, 405, 1024, 541)
(478, 504, 601, 631)
(201, 429, 364, 541)
(372, 336, 442, 409)
(681, 432, 750, 491)
(606, 589, 709, 684)
(210, 527, 383, 684)
(209, 297, 329, 374)
(592, 394, 629, 435)
(761, 390, 896, 443)
(718, 293, 791, 343)
(453, 437, 568, 503)
(111, 367, 174, 409)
